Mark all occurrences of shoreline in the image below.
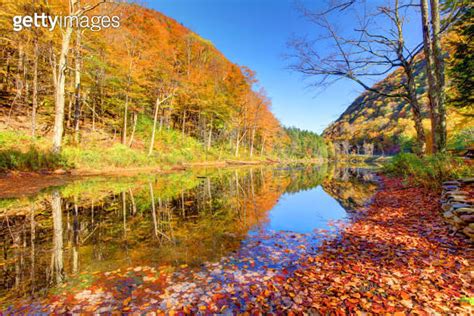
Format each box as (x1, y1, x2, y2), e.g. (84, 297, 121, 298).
(0, 158, 328, 198)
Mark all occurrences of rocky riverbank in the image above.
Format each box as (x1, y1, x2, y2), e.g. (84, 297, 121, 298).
(441, 178, 474, 240)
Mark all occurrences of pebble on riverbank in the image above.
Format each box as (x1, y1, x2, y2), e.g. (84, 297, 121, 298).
(441, 178, 474, 241)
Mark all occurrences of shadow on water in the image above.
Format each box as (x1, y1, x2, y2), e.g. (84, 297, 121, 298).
(0, 164, 377, 309)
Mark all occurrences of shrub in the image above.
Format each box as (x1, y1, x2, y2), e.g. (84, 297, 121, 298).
(448, 127, 474, 152)
(0, 131, 30, 148)
(383, 152, 473, 188)
(63, 144, 154, 169)
(0, 146, 70, 172)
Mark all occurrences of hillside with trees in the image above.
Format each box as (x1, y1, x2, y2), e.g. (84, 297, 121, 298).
(290, 0, 473, 156)
(322, 50, 472, 155)
(0, 0, 322, 172)
(281, 127, 329, 159)
(321, 6, 473, 156)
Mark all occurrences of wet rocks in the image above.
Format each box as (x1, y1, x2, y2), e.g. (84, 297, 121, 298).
(441, 179, 474, 241)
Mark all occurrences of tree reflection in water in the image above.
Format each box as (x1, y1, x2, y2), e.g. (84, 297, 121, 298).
(0, 164, 377, 309)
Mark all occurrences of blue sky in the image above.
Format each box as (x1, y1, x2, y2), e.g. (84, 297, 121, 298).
(148, 0, 422, 134)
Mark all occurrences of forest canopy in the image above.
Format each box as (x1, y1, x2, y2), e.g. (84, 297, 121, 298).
(1, 0, 328, 168)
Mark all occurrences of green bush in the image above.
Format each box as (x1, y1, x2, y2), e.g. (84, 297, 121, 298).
(0, 147, 70, 172)
(383, 152, 473, 188)
(0, 131, 30, 147)
(448, 127, 474, 152)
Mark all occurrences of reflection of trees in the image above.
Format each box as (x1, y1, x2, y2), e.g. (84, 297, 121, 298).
(149, 182, 173, 243)
(322, 168, 377, 211)
(30, 203, 36, 294)
(50, 190, 64, 285)
(71, 196, 80, 274)
(0, 166, 377, 303)
(283, 164, 329, 194)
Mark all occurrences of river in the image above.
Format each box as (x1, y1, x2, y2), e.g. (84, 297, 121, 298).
(0, 164, 378, 313)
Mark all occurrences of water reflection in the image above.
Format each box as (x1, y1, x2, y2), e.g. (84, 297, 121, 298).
(265, 187, 347, 233)
(0, 164, 377, 308)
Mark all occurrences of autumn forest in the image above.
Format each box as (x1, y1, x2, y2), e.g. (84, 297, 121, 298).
(1, 1, 330, 171)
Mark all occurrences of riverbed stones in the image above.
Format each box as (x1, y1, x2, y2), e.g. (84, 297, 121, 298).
(441, 180, 474, 241)
(447, 196, 469, 203)
(451, 203, 471, 210)
(454, 208, 474, 216)
(445, 190, 468, 196)
(444, 180, 460, 186)
(460, 177, 474, 184)
(443, 185, 459, 191)
(460, 214, 474, 223)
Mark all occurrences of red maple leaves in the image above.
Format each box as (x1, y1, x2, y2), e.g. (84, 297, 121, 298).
(270, 176, 472, 314)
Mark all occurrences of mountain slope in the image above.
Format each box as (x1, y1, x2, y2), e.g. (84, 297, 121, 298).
(323, 48, 472, 155)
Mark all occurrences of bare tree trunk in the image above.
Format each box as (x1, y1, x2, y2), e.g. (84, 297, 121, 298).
(250, 126, 256, 157)
(67, 79, 73, 129)
(406, 69, 426, 154)
(207, 117, 213, 150)
(235, 130, 240, 157)
(421, 0, 439, 153)
(430, 0, 446, 151)
(394, 0, 426, 154)
(8, 44, 25, 124)
(250, 101, 262, 158)
(17, 44, 24, 100)
(93, 68, 104, 131)
(31, 39, 39, 138)
(122, 64, 132, 145)
(52, 0, 111, 152)
(148, 91, 174, 156)
(149, 98, 160, 156)
(122, 94, 128, 145)
(4, 51, 11, 91)
(128, 112, 137, 147)
(52, 26, 74, 153)
(73, 27, 82, 144)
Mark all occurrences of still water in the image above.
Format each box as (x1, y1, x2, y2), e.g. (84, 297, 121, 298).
(0, 164, 377, 312)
